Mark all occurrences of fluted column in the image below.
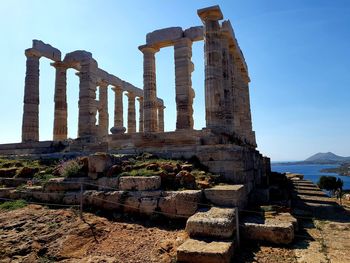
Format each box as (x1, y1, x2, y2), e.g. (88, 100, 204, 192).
(241, 77, 256, 146)
(98, 82, 109, 137)
(158, 103, 165, 132)
(77, 60, 98, 138)
(22, 49, 40, 142)
(52, 62, 68, 141)
(174, 38, 194, 130)
(139, 45, 159, 132)
(126, 92, 136, 133)
(198, 7, 226, 132)
(137, 97, 144, 132)
(221, 31, 234, 133)
(110, 86, 125, 134)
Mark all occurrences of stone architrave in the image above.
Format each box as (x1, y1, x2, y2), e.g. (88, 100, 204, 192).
(22, 48, 41, 142)
(110, 86, 125, 134)
(98, 82, 109, 137)
(158, 103, 165, 132)
(137, 97, 144, 132)
(52, 61, 68, 141)
(126, 91, 136, 133)
(174, 37, 194, 130)
(77, 60, 98, 138)
(198, 6, 226, 133)
(139, 45, 159, 132)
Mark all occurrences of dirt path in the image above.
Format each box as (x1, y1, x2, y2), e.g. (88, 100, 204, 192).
(0, 205, 187, 263)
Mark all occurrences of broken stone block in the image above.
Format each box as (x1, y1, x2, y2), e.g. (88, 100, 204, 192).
(83, 190, 124, 210)
(241, 213, 295, 244)
(177, 238, 234, 263)
(160, 190, 202, 218)
(43, 177, 94, 192)
(204, 185, 246, 208)
(119, 176, 161, 191)
(186, 207, 236, 239)
(184, 26, 204, 41)
(88, 153, 114, 179)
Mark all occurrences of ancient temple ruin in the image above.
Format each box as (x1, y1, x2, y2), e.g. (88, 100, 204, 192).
(0, 5, 270, 186)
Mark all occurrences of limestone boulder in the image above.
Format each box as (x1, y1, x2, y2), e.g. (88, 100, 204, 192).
(119, 176, 161, 191)
(159, 190, 202, 218)
(177, 239, 234, 263)
(0, 168, 18, 178)
(88, 153, 114, 179)
(204, 184, 247, 208)
(186, 207, 236, 239)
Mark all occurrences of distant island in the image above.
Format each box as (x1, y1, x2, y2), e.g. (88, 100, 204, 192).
(321, 163, 350, 176)
(274, 152, 350, 165)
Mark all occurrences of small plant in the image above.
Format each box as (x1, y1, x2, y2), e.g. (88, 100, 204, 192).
(57, 160, 83, 178)
(0, 199, 27, 210)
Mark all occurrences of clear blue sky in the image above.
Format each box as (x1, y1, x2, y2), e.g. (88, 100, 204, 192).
(0, 0, 349, 161)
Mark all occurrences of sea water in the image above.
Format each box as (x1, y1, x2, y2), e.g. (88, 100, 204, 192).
(271, 163, 350, 191)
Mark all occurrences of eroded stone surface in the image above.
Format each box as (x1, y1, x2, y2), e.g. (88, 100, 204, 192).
(186, 207, 235, 239)
(119, 176, 161, 191)
(177, 238, 234, 263)
(204, 184, 247, 208)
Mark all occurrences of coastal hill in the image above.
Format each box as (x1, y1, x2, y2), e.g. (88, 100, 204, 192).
(305, 152, 350, 163)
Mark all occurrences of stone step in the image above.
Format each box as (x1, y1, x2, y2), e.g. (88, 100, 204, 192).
(186, 207, 236, 239)
(241, 212, 296, 244)
(204, 184, 246, 208)
(43, 177, 97, 192)
(177, 238, 234, 263)
(119, 176, 161, 191)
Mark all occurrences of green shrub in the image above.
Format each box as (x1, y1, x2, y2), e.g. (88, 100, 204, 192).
(58, 160, 83, 178)
(0, 200, 27, 210)
(318, 175, 343, 193)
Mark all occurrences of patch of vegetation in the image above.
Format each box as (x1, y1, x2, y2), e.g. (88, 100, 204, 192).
(57, 160, 83, 178)
(318, 175, 343, 195)
(0, 199, 27, 210)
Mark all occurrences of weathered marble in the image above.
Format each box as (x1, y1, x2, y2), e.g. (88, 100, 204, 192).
(98, 82, 109, 137)
(110, 86, 125, 134)
(22, 49, 40, 142)
(139, 45, 159, 132)
(52, 62, 68, 141)
(174, 38, 194, 130)
(126, 91, 136, 133)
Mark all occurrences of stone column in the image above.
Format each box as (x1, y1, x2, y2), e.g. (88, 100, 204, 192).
(198, 6, 226, 132)
(126, 91, 136, 133)
(221, 31, 234, 133)
(233, 66, 246, 140)
(110, 86, 125, 134)
(241, 77, 256, 146)
(22, 49, 40, 142)
(77, 60, 98, 138)
(98, 82, 109, 137)
(52, 62, 68, 141)
(139, 45, 159, 132)
(137, 97, 144, 132)
(157, 103, 165, 132)
(174, 38, 194, 130)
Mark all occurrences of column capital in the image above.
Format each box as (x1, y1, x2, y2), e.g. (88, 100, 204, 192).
(25, 48, 41, 58)
(137, 96, 144, 102)
(112, 85, 123, 92)
(126, 91, 136, 98)
(197, 5, 223, 22)
(138, 44, 160, 54)
(50, 61, 68, 69)
(97, 80, 109, 88)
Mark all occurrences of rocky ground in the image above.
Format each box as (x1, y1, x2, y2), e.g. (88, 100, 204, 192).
(0, 205, 187, 263)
